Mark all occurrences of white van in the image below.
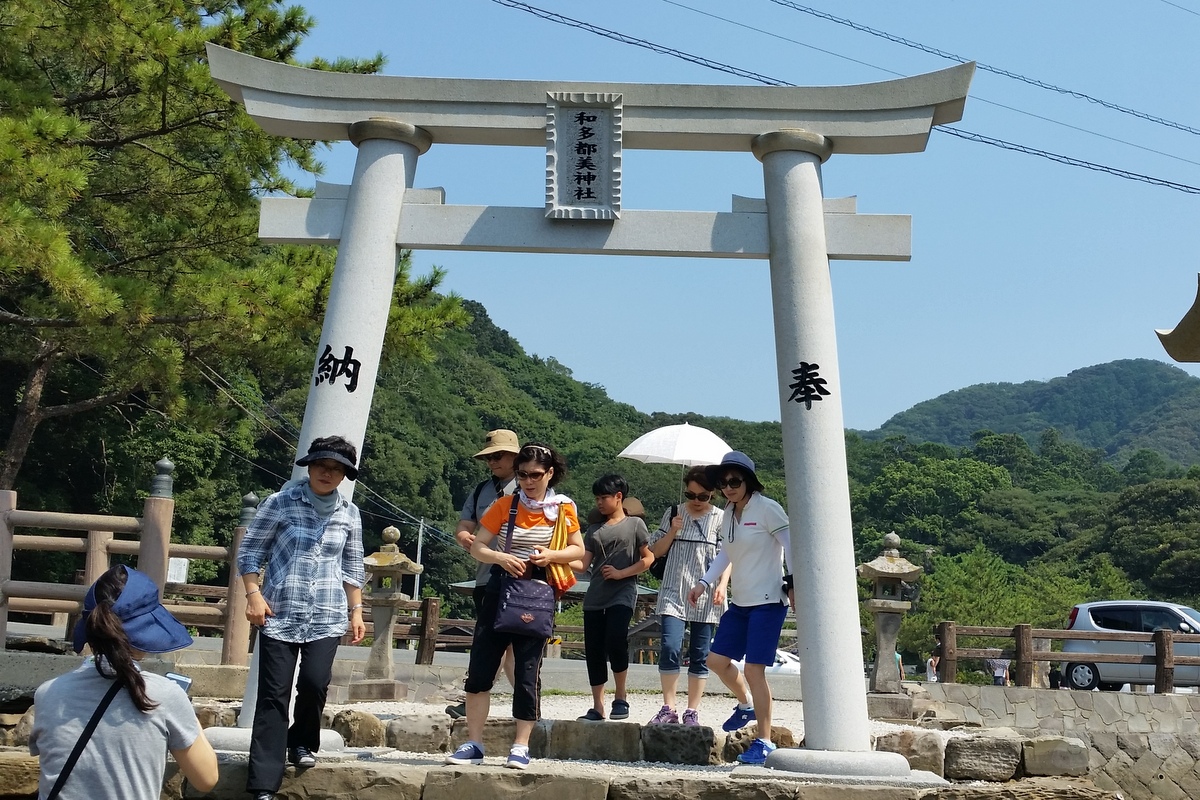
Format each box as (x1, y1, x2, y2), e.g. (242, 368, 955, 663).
(1062, 601, 1200, 690)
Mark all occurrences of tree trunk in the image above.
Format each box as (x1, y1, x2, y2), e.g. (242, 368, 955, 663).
(0, 344, 56, 489)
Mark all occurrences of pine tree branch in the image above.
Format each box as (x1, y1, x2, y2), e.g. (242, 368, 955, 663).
(0, 310, 212, 328)
(78, 109, 225, 149)
(38, 388, 131, 420)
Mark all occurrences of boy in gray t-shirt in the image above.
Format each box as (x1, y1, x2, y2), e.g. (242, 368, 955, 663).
(577, 474, 654, 721)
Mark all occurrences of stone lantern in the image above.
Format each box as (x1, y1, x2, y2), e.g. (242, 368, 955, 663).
(348, 525, 423, 702)
(857, 532, 922, 719)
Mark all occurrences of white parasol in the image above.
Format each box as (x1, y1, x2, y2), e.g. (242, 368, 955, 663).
(617, 423, 731, 468)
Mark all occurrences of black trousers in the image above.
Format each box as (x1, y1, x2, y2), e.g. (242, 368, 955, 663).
(464, 587, 545, 720)
(583, 605, 633, 687)
(246, 632, 340, 793)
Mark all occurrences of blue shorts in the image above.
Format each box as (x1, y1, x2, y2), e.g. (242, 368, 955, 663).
(710, 602, 788, 665)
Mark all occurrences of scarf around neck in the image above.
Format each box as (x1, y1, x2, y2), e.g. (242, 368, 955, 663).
(283, 477, 340, 517)
(519, 487, 572, 521)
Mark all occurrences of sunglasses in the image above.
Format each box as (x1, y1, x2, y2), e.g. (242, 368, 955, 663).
(483, 452, 508, 462)
(683, 491, 712, 502)
(517, 470, 548, 481)
(716, 477, 744, 490)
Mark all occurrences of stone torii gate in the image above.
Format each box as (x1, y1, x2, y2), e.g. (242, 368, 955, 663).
(208, 43, 973, 778)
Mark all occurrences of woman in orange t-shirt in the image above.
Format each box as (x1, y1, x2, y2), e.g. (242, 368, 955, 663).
(444, 442, 583, 770)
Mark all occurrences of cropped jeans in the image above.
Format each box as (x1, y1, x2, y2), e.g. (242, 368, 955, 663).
(658, 615, 714, 677)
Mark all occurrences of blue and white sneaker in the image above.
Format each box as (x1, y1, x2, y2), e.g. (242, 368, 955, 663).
(505, 745, 531, 770)
(737, 737, 777, 765)
(721, 704, 756, 732)
(445, 741, 485, 765)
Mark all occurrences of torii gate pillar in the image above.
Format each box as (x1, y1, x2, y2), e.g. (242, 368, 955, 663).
(292, 120, 431, 489)
(755, 131, 888, 769)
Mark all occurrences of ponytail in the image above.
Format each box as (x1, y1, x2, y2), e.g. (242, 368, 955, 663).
(86, 567, 158, 712)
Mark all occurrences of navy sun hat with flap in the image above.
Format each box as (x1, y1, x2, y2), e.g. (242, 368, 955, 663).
(704, 451, 765, 493)
(72, 565, 193, 655)
(295, 448, 359, 481)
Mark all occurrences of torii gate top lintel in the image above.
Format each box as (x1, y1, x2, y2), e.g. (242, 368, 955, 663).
(205, 44, 973, 154)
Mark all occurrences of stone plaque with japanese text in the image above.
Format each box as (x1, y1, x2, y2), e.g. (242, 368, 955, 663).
(546, 92, 622, 219)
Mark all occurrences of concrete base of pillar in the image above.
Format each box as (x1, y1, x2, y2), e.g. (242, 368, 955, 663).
(866, 693, 913, 720)
(348, 679, 409, 702)
(203, 726, 344, 754)
(745, 748, 932, 782)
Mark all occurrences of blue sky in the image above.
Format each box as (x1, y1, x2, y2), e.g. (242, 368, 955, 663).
(282, 0, 1200, 430)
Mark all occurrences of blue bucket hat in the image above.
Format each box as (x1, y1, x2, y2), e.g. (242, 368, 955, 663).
(72, 565, 193, 655)
(704, 451, 765, 494)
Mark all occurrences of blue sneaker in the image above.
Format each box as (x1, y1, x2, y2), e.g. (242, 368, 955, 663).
(445, 741, 484, 765)
(505, 746, 531, 770)
(722, 704, 756, 732)
(737, 737, 777, 765)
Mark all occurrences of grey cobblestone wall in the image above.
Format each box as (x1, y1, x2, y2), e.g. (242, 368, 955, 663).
(917, 683, 1200, 798)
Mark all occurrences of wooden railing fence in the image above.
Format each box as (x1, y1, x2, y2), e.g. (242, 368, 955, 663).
(0, 460, 260, 667)
(936, 620, 1200, 693)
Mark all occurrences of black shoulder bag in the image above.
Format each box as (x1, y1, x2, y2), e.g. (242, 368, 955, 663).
(492, 496, 556, 638)
(44, 679, 123, 800)
(648, 504, 678, 580)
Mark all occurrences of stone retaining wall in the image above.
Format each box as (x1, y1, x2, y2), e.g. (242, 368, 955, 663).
(916, 683, 1200, 735)
(914, 683, 1200, 798)
(0, 751, 1124, 800)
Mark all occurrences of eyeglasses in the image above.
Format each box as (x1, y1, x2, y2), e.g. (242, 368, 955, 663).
(683, 491, 712, 502)
(716, 477, 744, 490)
(483, 452, 507, 462)
(517, 470, 548, 481)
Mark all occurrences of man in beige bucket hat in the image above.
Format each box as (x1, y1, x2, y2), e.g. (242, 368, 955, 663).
(448, 429, 521, 717)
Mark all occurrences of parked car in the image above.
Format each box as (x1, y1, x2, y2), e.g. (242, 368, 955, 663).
(1062, 600, 1200, 691)
(733, 649, 802, 675)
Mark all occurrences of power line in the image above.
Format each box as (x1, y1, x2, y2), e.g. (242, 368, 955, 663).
(492, 0, 1200, 194)
(1157, 0, 1200, 18)
(74, 353, 466, 553)
(658, 0, 892, 76)
(766, 0, 1200, 137)
(660, 0, 1200, 170)
(490, 0, 789, 85)
(938, 127, 1200, 194)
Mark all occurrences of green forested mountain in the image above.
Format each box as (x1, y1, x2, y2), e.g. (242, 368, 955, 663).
(866, 359, 1200, 466)
(7, 294, 1200, 661)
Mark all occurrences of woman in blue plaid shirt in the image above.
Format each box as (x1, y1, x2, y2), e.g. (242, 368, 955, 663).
(237, 436, 367, 800)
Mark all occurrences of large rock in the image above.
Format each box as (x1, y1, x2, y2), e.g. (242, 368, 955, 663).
(641, 723, 718, 765)
(175, 761, 428, 800)
(386, 710, 452, 753)
(451, 717, 534, 758)
(0, 752, 39, 798)
(721, 725, 796, 763)
(542, 719, 642, 762)
(331, 709, 386, 747)
(426, 765, 608, 800)
(610, 774, 795, 800)
(936, 777, 1124, 799)
(192, 703, 236, 729)
(945, 735, 1023, 781)
(1023, 736, 1089, 777)
(10, 708, 34, 749)
(875, 728, 946, 776)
